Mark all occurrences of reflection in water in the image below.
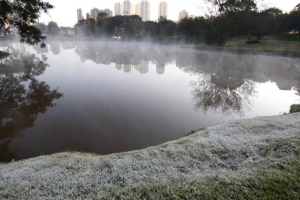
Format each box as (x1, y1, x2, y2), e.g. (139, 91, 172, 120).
(50, 43, 61, 55)
(190, 74, 256, 115)
(1, 42, 300, 162)
(123, 64, 134, 73)
(72, 42, 300, 114)
(0, 51, 63, 162)
(74, 42, 173, 75)
(33, 45, 49, 54)
(135, 60, 150, 74)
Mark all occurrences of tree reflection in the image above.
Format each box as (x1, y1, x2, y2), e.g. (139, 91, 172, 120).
(180, 52, 300, 115)
(0, 52, 63, 162)
(50, 43, 61, 55)
(190, 74, 256, 116)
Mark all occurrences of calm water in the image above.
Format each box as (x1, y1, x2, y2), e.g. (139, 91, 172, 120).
(0, 42, 299, 161)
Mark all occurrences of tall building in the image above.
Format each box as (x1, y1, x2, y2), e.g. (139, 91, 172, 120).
(140, 0, 150, 21)
(178, 10, 188, 21)
(90, 8, 99, 20)
(158, 1, 168, 21)
(86, 13, 90, 19)
(123, 0, 132, 16)
(135, 4, 140, 16)
(114, 2, 122, 16)
(77, 8, 83, 21)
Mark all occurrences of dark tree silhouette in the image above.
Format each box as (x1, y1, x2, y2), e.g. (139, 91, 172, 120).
(0, 0, 54, 47)
(0, 52, 63, 162)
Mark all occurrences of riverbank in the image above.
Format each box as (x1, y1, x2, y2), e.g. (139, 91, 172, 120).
(1, 113, 299, 199)
(191, 36, 300, 58)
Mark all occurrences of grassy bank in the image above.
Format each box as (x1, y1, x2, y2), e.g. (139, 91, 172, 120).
(0, 113, 299, 199)
(192, 35, 300, 58)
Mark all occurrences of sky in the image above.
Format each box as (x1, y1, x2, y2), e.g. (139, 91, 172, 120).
(39, 0, 300, 27)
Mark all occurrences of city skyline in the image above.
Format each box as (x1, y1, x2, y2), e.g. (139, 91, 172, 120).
(39, 0, 299, 27)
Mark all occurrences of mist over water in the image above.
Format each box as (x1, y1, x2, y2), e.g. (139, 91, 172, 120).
(0, 41, 299, 161)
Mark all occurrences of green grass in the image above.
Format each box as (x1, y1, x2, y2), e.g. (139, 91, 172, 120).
(176, 139, 190, 145)
(95, 157, 300, 199)
(192, 35, 300, 57)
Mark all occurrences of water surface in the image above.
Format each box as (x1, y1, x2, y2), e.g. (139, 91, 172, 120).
(0, 42, 299, 161)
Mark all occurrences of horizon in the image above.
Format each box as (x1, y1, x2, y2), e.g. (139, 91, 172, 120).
(40, 0, 299, 27)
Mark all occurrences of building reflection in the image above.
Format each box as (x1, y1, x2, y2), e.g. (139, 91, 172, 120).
(115, 63, 123, 70)
(135, 60, 149, 74)
(73, 42, 176, 74)
(156, 61, 165, 75)
(123, 64, 134, 73)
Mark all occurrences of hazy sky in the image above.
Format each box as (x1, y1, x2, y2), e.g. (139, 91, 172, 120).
(39, 0, 300, 27)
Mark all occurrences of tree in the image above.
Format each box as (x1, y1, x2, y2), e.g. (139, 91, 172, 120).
(156, 20, 177, 43)
(204, 0, 257, 46)
(178, 17, 207, 43)
(287, 9, 300, 39)
(97, 12, 109, 21)
(47, 21, 59, 36)
(247, 8, 285, 41)
(35, 22, 47, 33)
(0, 0, 54, 47)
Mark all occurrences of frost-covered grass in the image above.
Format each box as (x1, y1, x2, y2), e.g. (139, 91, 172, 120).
(1, 113, 300, 199)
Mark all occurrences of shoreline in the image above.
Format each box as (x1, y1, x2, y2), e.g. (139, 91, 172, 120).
(1, 113, 299, 199)
(191, 46, 300, 58)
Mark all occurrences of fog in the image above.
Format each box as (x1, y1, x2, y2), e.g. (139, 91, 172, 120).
(1, 41, 300, 161)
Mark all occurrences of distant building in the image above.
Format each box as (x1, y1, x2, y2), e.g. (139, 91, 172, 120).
(59, 27, 75, 36)
(90, 8, 99, 20)
(135, 4, 140, 16)
(86, 13, 90, 19)
(77, 8, 83, 21)
(123, 0, 132, 16)
(178, 10, 188, 21)
(114, 2, 122, 16)
(158, 1, 168, 21)
(140, 0, 150, 21)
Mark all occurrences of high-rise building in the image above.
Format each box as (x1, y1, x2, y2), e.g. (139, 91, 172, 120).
(114, 2, 122, 16)
(86, 13, 90, 19)
(140, 0, 150, 21)
(104, 8, 113, 17)
(158, 1, 168, 21)
(90, 8, 99, 20)
(135, 4, 140, 16)
(77, 8, 83, 22)
(178, 10, 188, 21)
(123, 0, 132, 16)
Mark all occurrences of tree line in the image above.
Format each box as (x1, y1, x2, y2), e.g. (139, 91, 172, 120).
(1, 0, 300, 47)
(70, 1, 300, 46)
